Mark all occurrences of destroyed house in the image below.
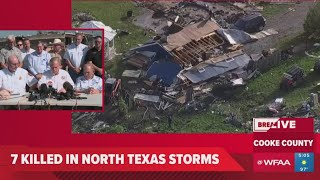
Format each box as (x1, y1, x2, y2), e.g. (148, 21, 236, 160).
(126, 42, 182, 87)
(163, 20, 224, 66)
(127, 43, 173, 69)
(180, 50, 251, 84)
(146, 61, 182, 87)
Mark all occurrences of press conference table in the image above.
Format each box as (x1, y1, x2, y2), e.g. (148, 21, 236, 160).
(0, 93, 103, 108)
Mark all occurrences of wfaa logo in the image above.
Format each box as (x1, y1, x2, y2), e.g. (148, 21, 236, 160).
(257, 159, 291, 166)
(253, 118, 296, 132)
(254, 153, 294, 172)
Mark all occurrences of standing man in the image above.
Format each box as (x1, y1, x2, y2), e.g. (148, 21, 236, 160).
(63, 33, 88, 82)
(85, 36, 103, 77)
(26, 42, 51, 80)
(0, 55, 36, 96)
(16, 40, 24, 50)
(75, 64, 102, 94)
(21, 38, 35, 67)
(38, 57, 74, 93)
(49, 39, 66, 69)
(0, 35, 23, 69)
(49, 39, 64, 60)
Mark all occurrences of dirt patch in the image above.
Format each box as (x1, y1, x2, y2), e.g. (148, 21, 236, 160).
(244, 2, 315, 54)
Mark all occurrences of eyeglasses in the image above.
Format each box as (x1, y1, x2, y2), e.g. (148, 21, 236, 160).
(17, 44, 23, 46)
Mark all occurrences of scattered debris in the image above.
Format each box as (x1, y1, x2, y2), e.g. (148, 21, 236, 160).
(313, 60, 320, 73)
(253, 28, 279, 39)
(91, 121, 105, 131)
(280, 65, 305, 91)
(122, 70, 142, 78)
(105, 78, 121, 105)
(217, 28, 258, 45)
(231, 14, 266, 33)
(134, 93, 160, 104)
(267, 98, 286, 115)
(72, 12, 96, 25)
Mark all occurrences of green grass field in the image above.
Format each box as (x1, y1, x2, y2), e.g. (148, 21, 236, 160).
(260, 3, 291, 18)
(73, 1, 319, 133)
(73, 1, 153, 77)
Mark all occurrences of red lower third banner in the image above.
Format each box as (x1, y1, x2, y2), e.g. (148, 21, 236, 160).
(0, 147, 244, 172)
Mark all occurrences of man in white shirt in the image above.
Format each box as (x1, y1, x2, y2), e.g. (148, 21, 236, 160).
(75, 64, 102, 94)
(0, 35, 23, 69)
(38, 57, 74, 93)
(63, 33, 88, 82)
(26, 42, 51, 80)
(0, 55, 36, 96)
(21, 38, 35, 67)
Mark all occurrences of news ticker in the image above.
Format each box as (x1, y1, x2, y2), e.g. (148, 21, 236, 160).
(253, 118, 315, 172)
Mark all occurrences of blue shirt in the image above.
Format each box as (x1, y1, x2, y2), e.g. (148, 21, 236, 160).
(27, 51, 51, 75)
(76, 75, 102, 91)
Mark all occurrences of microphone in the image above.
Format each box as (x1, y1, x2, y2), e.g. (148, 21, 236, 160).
(39, 83, 48, 99)
(63, 81, 74, 92)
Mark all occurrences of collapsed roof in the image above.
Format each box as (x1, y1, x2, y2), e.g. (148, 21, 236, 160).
(163, 20, 221, 51)
(216, 28, 258, 45)
(180, 50, 251, 84)
(146, 61, 182, 87)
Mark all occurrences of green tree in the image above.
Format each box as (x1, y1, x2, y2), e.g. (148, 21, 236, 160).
(304, 2, 320, 34)
(108, 124, 125, 133)
(118, 97, 129, 118)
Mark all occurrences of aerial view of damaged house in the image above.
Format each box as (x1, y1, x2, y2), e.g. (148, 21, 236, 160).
(72, 1, 320, 133)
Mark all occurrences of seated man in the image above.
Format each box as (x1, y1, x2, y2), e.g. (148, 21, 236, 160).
(0, 55, 36, 97)
(38, 57, 74, 93)
(75, 64, 102, 94)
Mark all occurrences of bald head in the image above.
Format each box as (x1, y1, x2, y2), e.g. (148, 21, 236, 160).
(83, 63, 95, 80)
(84, 63, 94, 71)
(7, 55, 20, 72)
